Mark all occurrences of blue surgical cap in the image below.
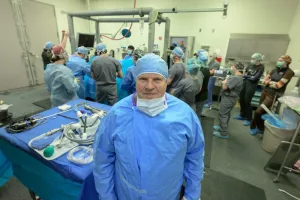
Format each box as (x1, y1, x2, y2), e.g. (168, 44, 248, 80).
(187, 58, 199, 65)
(251, 53, 263, 61)
(96, 43, 106, 51)
(186, 63, 200, 75)
(45, 41, 53, 50)
(172, 47, 184, 58)
(76, 46, 89, 55)
(136, 53, 168, 80)
(198, 49, 208, 62)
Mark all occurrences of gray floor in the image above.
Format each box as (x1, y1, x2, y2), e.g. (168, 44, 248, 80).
(203, 106, 300, 200)
(0, 84, 49, 118)
(0, 85, 299, 200)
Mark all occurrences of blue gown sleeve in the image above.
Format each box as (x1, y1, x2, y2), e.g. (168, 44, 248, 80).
(82, 61, 92, 77)
(121, 69, 134, 92)
(184, 114, 205, 200)
(93, 112, 117, 200)
(61, 73, 80, 94)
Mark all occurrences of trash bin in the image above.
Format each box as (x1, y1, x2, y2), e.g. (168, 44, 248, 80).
(262, 120, 296, 153)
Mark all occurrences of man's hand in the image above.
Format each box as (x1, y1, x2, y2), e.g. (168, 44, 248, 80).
(264, 80, 270, 86)
(74, 78, 80, 84)
(222, 79, 227, 85)
(63, 31, 69, 37)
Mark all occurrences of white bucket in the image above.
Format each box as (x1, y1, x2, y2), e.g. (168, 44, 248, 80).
(262, 120, 296, 153)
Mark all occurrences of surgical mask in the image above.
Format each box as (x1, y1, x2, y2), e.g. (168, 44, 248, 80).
(127, 50, 133, 55)
(250, 60, 256, 65)
(276, 61, 285, 68)
(136, 95, 168, 117)
(170, 53, 174, 60)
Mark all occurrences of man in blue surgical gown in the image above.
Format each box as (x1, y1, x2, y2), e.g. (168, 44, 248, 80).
(66, 46, 91, 99)
(93, 53, 205, 200)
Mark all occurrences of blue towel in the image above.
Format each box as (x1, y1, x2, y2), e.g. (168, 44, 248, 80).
(30, 132, 61, 150)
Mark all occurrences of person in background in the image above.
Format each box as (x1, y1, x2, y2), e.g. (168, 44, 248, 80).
(193, 53, 199, 59)
(171, 63, 203, 111)
(234, 53, 265, 126)
(93, 53, 204, 200)
(213, 63, 244, 139)
(166, 45, 176, 69)
(44, 45, 79, 107)
(152, 49, 160, 56)
(167, 47, 186, 93)
(124, 45, 135, 60)
(42, 42, 53, 70)
(204, 52, 222, 109)
(121, 53, 141, 94)
(84, 51, 98, 101)
(42, 31, 69, 70)
(91, 43, 123, 106)
(66, 46, 91, 99)
(195, 49, 213, 118)
(250, 55, 294, 135)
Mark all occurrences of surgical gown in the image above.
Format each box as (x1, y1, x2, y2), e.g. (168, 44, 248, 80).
(84, 55, 98, 100)
(124, 55, 133, 60)
(116, 58, 134, 101)
(93, 94, 205, 200)
(66, 55, 91, 99)
(120, 64, 137, 94)
(44, 63, 79, 107)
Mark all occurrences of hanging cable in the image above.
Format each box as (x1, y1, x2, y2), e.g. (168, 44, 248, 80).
(149, 11, 159, 25)
(5, 115, 47, 133)
(100, 0, 136, 40)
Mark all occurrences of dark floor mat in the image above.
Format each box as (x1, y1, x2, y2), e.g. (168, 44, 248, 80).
(0, 176, 31, 200)
(201, 116, 214, 168)
(33, 99, 51, 109)
(201, 169, 267, 200)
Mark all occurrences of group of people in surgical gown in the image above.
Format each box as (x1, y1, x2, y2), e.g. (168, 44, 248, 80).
(43, 38, 138, 107)
(167, 46, 218, 117)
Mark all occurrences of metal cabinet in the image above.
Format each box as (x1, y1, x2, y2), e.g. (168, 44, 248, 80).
(226, 34, 290, 63)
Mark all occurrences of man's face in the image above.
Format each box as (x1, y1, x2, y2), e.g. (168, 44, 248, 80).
(136, 73, 167, 99)
(128, 48, 134, 55)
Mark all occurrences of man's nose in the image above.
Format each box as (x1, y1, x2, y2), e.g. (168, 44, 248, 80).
(145, 80, 155, 90)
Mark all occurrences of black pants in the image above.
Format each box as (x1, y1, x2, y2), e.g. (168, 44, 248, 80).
(250, 89, 275, 131)
(239, 80, 257, 121)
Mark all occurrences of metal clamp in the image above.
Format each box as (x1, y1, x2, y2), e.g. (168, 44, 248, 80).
(139, 8, 144, 17)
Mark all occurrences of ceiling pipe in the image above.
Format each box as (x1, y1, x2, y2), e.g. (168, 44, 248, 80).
(157, 8, 224, 14)
(95, 17, 167, 23)
(97, 18, 149, 23)
(62, 8, 153, 17)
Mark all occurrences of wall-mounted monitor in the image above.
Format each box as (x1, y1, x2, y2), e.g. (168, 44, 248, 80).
(77, 33, 95, 48)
